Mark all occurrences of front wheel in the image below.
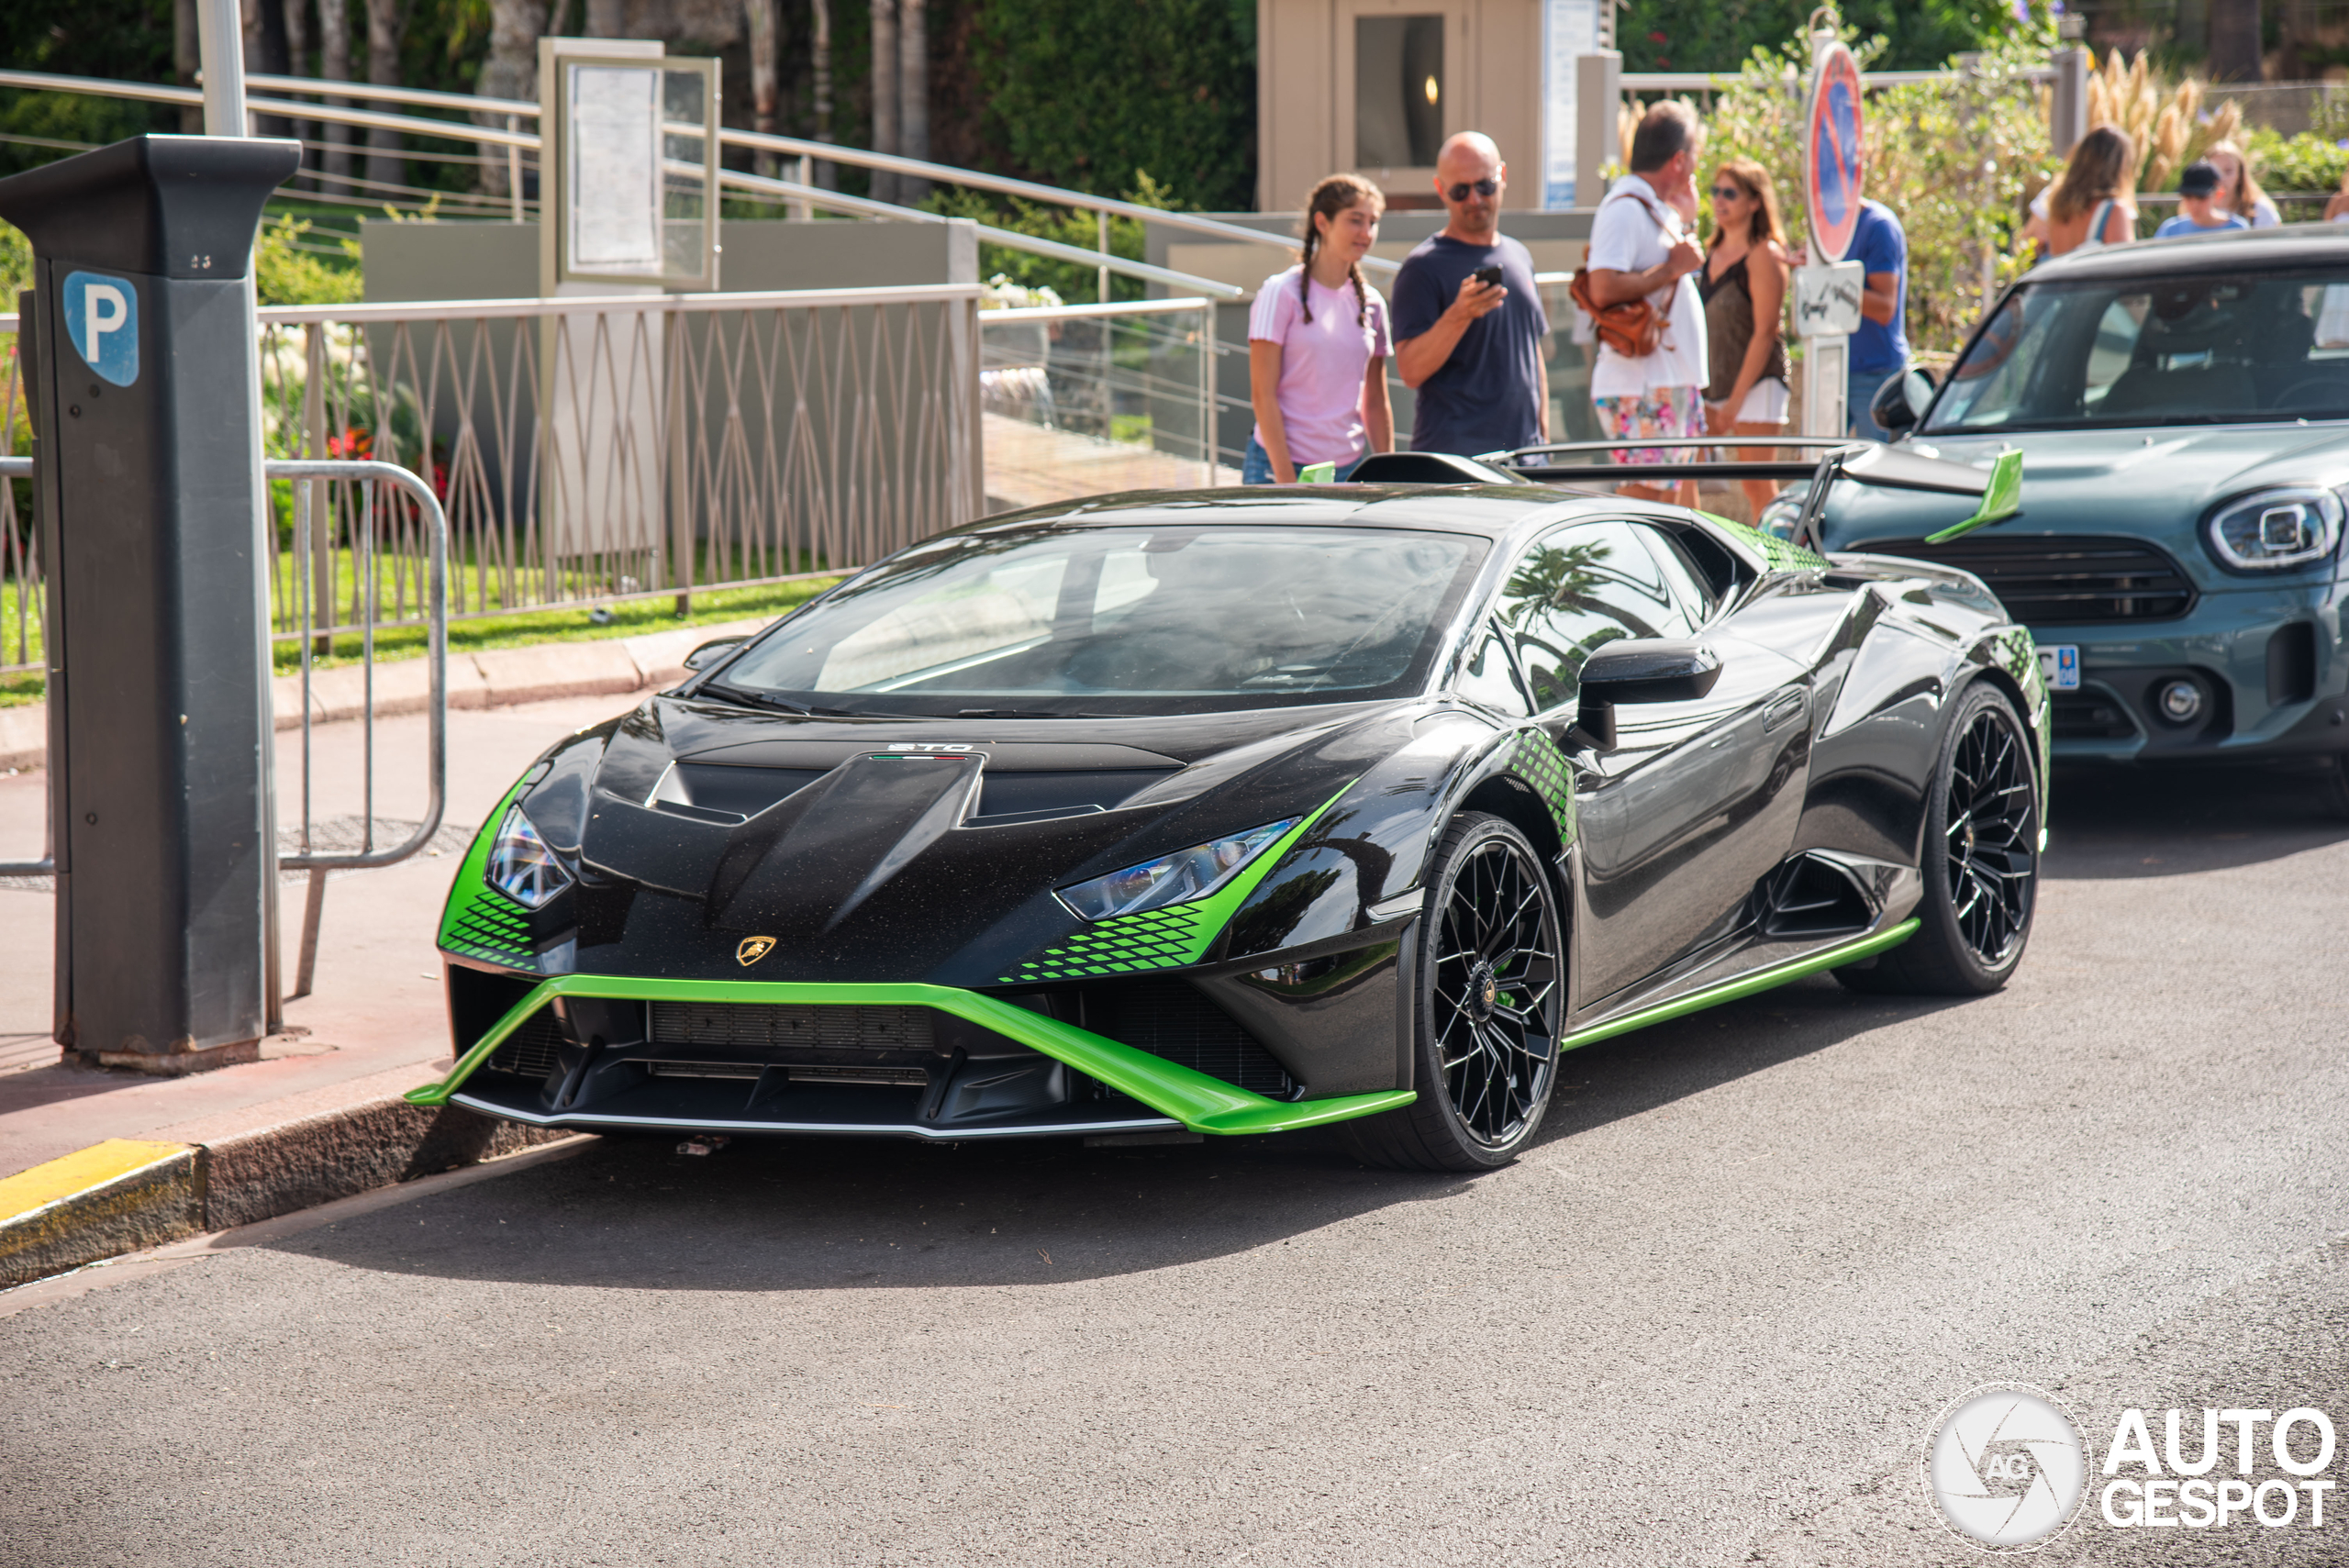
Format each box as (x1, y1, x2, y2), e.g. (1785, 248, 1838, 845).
(1837, 682, 2040, 996)
(1344, 813, 1566, 1172)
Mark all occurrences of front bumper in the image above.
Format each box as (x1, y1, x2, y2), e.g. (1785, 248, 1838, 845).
(409, 975, 1416, 1140)
(2040, 591, 2349, 762)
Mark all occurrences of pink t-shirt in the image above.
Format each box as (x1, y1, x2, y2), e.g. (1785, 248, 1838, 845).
(1248, 266, 1393, 466)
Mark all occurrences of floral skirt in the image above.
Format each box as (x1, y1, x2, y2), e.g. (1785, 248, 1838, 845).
(1593, 385, 1702, 466)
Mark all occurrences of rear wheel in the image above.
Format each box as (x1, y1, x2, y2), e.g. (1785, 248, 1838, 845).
(1344, 813, 1565, 1172)
(1837, 682, 2040, 996)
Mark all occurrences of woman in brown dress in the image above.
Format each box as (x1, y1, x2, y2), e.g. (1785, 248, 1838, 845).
(1699, 159, 1791, 519)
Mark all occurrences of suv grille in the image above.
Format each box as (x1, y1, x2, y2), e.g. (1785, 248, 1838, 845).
(1849, 535, 2196, 625)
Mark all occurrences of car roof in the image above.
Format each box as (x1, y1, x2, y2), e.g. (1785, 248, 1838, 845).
(2030, 223, 2349, 284)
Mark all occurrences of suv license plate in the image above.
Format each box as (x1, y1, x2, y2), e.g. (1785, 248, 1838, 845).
(2038, 644, 2080, 691)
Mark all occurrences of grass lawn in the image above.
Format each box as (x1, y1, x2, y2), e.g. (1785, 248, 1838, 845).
(0, 575, 839, 709)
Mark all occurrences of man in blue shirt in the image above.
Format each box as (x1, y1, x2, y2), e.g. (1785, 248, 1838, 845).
(1391, 131, 1550, 456)
(2155, 162, 2252, 238)
(1845, 195, 1909, 441)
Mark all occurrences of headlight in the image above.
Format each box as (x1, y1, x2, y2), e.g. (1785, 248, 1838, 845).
(486, 805, 573, 908)
(1056, 817, 1303, 921)
(1755, 490, 1804, 540)
(2204, 487, 2343, 571)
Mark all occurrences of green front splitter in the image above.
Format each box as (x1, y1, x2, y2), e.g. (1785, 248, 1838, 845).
(406, 974, 1418, 1137)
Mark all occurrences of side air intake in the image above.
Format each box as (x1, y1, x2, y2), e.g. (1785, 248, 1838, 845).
(1749, 854, 1875, 939)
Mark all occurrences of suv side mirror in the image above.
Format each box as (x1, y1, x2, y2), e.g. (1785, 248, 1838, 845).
(684, 636, 747, 672)
(1869, 366, 1938, 436)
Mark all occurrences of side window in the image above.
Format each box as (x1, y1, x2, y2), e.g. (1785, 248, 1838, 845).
(1454, 622, 1531, 716)
(1496, 521, 1695, 712)
(1640, 528, 1720, 628)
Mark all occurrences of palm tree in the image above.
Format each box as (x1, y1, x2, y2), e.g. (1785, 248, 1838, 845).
(318, 0, 351, 186)
(870, 0, 899, 205)
(811, 0, 835, 189)
(747, 0, 781, 177)
(363, 0, 406, 195)
(2210, 0, 2264, 82)
(478, 0, 548, 201)
(897, 0, 927, 203)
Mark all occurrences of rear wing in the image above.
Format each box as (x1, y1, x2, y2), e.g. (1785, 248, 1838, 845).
(1442, 438, 2023, 552)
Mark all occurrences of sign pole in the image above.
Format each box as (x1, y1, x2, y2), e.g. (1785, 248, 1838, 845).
(1797, 31, 1864, 439)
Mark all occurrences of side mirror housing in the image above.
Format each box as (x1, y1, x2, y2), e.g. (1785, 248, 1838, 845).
(1579, 639, 1724, 705)
(1869, 366, 1937, 436)
(684, 636, 747, 672)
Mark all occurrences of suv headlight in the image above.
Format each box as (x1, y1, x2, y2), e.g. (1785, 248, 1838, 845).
(1056, 817, 1302, 921)
(2204, 486, 2344, 571)
(486, 805, 573, 908)
(1755, 489, 1804, 540)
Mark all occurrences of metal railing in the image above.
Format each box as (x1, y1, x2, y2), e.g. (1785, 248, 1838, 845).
(195, 284, 972, 654)
(0, 68, 1282, 296)
(272, 458, 449, 1005)
(979, 297, 1225, 508)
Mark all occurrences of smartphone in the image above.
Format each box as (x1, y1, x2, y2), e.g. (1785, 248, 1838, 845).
(1471, 265, 1505, 289)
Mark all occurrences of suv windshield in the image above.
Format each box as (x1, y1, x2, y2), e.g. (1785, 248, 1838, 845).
(1923, 267, 2349, 433)
(713, 523, 1488, 716)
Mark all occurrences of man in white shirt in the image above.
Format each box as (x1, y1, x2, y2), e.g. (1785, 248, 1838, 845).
(1583, 101, 1709, 505)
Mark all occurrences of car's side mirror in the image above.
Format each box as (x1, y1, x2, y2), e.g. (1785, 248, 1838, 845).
(684, 636, 747, 672)
(1870, 366, 1938, 435)
(1579, 639, 1724, 704)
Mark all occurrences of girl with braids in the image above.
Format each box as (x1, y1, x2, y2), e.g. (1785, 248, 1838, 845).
(1245, 173, 1395, 483)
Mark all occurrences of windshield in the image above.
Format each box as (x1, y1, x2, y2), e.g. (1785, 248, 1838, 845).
(712, 523, 1489, 716)
(1923, 268, 2349, 433)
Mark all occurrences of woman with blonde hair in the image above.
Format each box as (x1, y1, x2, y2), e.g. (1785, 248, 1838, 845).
(2044, 126, 2139, 255)
(1245, 173, 1395, 484)
(2203, 139, 2281, 228)
(1698, 159, 1791, 518)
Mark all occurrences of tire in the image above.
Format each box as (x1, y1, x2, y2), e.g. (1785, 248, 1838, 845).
(1836, 681, 2041, 996)
(2316, 755, 2349, 823)
(1343, 812, 1566, 1172)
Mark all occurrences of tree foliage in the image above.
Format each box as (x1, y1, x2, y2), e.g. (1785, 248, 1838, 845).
(1698, 25, 2055, 354)
(1620, 0, 2028, 74)
(971, 0, 1255, 210)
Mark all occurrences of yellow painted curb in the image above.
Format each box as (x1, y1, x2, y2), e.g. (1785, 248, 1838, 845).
(0, 1140, 204, 1286)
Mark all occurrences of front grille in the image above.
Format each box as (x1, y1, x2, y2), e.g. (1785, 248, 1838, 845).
(1850, 535, 2196, 626)
(487, 1007, 565, 1080)
(2052, 691, 2139, 740)
(1080, 977, 1294, 1098)
(649, 1001, 934, 1054)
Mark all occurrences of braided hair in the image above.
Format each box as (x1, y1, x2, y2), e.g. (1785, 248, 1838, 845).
(1297, 173, 1385, 327)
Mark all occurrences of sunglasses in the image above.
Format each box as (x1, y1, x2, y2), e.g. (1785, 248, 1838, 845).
(1709, 185, 1745, 201)
(1445, 178, 1500, 203)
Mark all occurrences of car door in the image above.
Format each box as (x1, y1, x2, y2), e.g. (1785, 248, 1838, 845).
(1496, 518, 1807, 1009)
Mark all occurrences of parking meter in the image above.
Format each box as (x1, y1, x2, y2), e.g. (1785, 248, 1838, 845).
(0, 134, 299, 1073)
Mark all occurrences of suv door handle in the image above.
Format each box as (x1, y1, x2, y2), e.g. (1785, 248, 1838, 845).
(1763, 688, 1809, 733)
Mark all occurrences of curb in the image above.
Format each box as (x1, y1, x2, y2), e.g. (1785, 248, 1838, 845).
(0, 1097, 573, 1286)
(0, 617, 771, 773)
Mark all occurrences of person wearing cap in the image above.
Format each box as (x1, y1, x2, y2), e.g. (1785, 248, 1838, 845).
(2155, 163, 2251, 239)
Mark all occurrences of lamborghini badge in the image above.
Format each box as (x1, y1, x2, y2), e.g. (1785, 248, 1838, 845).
(736, 936, 776, 966)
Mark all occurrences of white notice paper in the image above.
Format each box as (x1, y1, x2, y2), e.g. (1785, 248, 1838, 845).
(568, 64, 662, 274)
(1542, 0, 1599, 209)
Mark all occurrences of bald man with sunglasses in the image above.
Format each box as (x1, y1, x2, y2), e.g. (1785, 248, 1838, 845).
(1392, 133, 1549, 458)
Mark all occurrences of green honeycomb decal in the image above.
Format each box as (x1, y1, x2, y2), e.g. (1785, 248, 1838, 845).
(1701, 510, 1830, 573)
(1510, 728, 1576, 842)
(437, 780, 540, 971)
(1000, 786, 1352, 984)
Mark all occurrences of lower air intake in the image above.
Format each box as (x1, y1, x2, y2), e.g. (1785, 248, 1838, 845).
(487, 1008, 565, 1080)
(650, 1001, 935, 1053)
(1078, 977, 1295, 1098)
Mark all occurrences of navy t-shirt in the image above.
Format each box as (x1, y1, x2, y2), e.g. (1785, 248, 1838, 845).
(1847, 200, 1910, 375)
(1390, 233, 1549, 457)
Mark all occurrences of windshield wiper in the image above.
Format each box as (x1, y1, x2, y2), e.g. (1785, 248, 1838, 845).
(698, 682, 862, 717)
(954, 707, 1119, 719)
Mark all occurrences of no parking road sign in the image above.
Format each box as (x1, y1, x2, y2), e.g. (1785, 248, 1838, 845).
(1806, 42, 1864, 263)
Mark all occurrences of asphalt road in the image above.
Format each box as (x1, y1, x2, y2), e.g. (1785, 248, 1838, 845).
(5, 762, 2347, 1567)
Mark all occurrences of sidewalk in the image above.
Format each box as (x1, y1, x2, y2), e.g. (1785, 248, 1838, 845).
(0, 632, 763, 1281)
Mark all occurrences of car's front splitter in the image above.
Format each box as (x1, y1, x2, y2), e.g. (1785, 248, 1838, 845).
(407, 974, 1417, 1138)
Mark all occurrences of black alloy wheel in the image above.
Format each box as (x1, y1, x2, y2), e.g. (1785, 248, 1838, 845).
(1346, 812, 1565, 1171)
(1838, 682, 2040, 995)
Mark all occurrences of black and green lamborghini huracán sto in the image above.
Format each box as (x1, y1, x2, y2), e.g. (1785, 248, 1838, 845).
(411, 455, 2046, 1171)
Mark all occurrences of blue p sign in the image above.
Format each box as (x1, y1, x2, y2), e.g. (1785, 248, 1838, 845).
(63, 270, 139, 387)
